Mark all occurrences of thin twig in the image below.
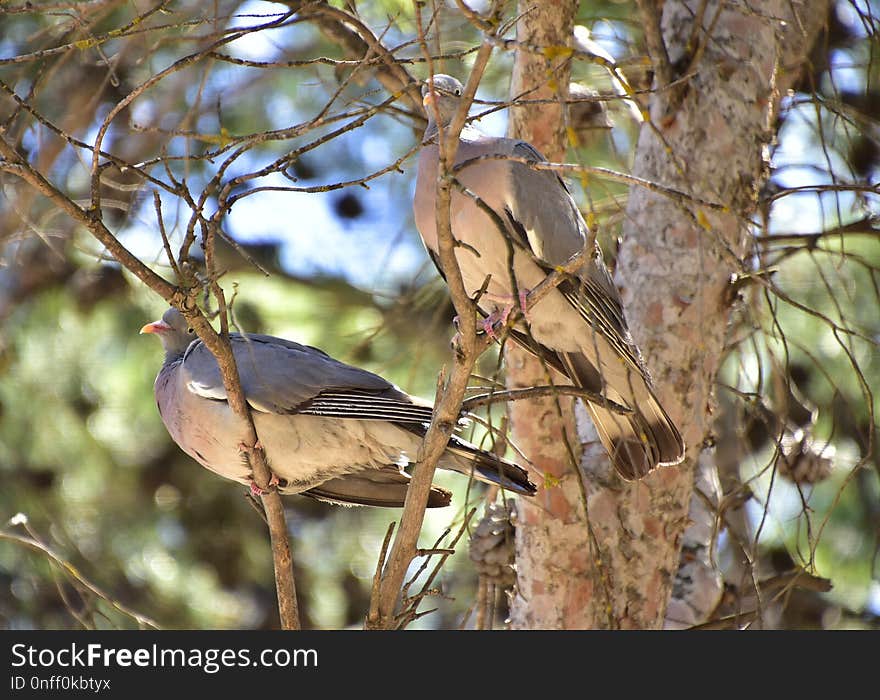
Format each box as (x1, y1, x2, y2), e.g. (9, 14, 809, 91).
(0, 527, 160, 630)
(462, 385, 633, 414)
(367, 521, 396, 626)
(396, 507, 478, 629)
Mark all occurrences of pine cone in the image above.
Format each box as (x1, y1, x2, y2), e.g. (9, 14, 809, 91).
(468, 502, 517, 588)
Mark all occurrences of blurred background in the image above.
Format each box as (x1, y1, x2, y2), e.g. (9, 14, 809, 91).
(0, 0, 878, 629)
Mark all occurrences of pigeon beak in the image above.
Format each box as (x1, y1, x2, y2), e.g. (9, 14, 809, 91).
(140, 320, 171, 335)
(422, 92, 434, 108)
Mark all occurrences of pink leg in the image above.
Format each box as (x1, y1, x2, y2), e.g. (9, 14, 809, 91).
(249, 473, 280, 498)
(240, 441, 277, 496)
(480, 288, 532, 340)
(482, 309, 508, 341)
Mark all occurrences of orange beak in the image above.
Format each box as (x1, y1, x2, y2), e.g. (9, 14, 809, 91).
(140, 320, 170, 335)
(422, 92, 434, 108)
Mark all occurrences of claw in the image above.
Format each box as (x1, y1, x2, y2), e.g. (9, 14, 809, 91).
(477, 288, 532, 339)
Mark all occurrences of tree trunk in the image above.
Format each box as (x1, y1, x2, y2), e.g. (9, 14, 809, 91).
(506, 0, 590, 630)
(510, 0, 829, 629)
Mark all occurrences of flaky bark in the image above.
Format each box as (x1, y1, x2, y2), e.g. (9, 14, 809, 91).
(655, 1, 830, 629)
(510, 0, 828, 628)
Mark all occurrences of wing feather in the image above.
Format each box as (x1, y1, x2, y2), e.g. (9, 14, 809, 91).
(181, 334, 399, 414)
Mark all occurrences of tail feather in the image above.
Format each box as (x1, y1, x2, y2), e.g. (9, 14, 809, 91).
(506, 313, 685, 480)
(585, 393, 683, 480)
(441, 436, 537, 495)
(638, 386, 686, 466)
(561, 351, 685, 480)
(302, 472, 452, 508)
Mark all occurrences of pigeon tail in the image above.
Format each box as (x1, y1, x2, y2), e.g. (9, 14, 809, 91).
(440, 436, 537, 495)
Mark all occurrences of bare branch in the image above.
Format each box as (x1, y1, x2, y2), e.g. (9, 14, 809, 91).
(635, 0, 673, 90)
(364, 0, 505, 630)
(462, 385, 633, 414)
(1, 522, 160, 630)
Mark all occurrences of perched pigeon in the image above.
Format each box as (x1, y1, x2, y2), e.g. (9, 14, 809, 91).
(413, 74, 685, 480)
(142, 307, 536, 507)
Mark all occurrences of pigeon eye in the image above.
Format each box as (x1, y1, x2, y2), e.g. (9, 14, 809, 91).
(453, 87, 462, 96)
(187, 327, 194, 334)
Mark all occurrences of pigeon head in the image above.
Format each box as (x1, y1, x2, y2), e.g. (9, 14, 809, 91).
(140, 307, 196, 360)
(422, 74, 465, 129)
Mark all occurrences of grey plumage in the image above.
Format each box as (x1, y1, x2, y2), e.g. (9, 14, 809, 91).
(143, 307, 536, 507)
(414, 74, 685, 480)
